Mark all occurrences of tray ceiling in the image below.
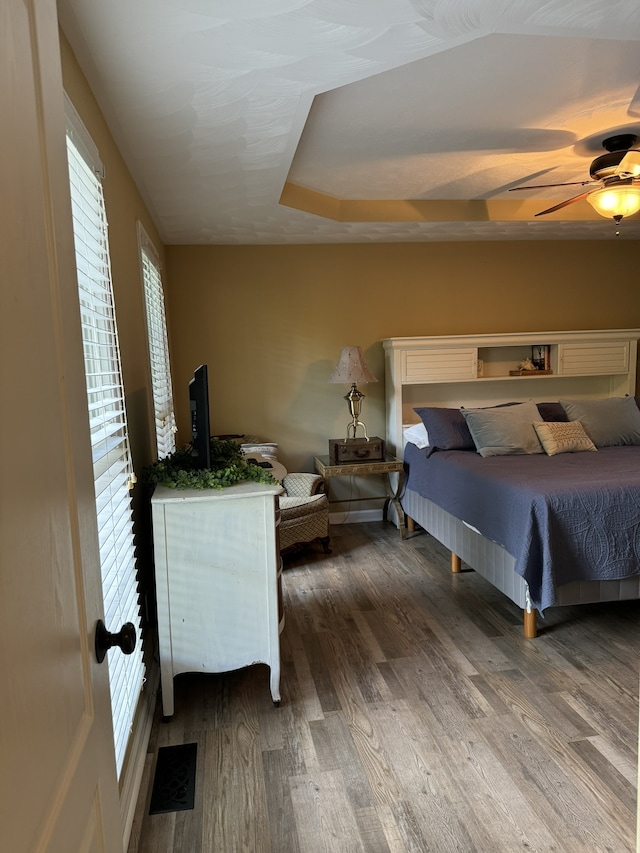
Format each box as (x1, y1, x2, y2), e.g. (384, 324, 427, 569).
(58, 0, 640, 243)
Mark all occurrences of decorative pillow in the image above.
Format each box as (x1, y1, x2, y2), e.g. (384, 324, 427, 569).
(460, 400, 543, 457)
(403, 422, 430, 449)
(536, 401, 568, 423)
(413, 407, 474, 454)
(533, 420, 597, 456)
(559, 397, 640, 447)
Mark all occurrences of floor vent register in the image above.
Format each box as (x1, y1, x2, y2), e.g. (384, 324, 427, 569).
(148, 742, 197, 815)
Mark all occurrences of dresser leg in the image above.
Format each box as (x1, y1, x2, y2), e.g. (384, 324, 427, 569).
(269, 664, 281, 707)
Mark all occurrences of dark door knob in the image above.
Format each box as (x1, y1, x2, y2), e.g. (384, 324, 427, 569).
(95, 619, 136, 663)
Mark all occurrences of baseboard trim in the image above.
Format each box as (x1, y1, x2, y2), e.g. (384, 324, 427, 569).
(329, 508, 383, 525)
(120, 663, 159, 850)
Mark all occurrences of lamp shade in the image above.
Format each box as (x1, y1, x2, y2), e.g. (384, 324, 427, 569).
(586, 185, 640, 220)
(329, 346, 378, 384)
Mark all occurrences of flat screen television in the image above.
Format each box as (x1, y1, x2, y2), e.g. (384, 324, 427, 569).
(189, 364, 211, 469)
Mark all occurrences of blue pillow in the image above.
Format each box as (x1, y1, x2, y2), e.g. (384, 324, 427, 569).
(536, 401, 568, 422)
(413, 407, 475, 454)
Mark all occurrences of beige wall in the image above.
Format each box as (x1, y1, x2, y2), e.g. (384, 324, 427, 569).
(166, 242, 640, 473)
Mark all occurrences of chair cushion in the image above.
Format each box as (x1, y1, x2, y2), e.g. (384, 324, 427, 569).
(279, 492, 330, 553)
(279, 493, 328, 521)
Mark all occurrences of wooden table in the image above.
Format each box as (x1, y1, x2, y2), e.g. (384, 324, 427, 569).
(313, 454, 406, 539)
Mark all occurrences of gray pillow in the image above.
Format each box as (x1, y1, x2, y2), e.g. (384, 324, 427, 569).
(559, 397, 640, 447)
(461, 400, 543, 457)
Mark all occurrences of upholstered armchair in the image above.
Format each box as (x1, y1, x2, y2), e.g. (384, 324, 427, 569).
(279, 473, 331, 555)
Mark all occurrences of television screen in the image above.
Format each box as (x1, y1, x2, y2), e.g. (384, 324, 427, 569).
(189, 364, 211, 469)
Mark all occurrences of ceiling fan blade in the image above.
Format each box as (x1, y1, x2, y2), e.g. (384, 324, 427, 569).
(534, 190, 593, 217)
(614, 149, 640, 178)
(510, 180, 597, 191)
(629, 83, 640, 117)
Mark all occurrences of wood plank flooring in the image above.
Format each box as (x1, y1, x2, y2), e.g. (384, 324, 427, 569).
(128, 521, 639, 852)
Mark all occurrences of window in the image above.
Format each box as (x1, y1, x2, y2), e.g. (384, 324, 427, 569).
(65, 97, 145, 777)
(138, 223, 176, 459)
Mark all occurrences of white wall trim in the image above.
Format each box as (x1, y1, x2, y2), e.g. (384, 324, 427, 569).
(120, 665, 159, 850)
(329, 508, 383, 525)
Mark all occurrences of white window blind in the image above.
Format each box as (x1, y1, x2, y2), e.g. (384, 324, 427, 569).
(138, 224, 176, 459)
(65, 102, 145, 777)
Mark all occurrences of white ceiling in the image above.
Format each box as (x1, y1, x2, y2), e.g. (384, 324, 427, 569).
(58, 0, 640, 244)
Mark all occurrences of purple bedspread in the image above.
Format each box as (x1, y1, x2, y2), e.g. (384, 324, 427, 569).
(403, 442, 640, 611)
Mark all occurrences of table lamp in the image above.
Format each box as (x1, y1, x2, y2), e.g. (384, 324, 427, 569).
(329, 345, 378, 440)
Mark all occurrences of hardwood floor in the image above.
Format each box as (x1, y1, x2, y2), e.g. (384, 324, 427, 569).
(128, 521, 639, 852)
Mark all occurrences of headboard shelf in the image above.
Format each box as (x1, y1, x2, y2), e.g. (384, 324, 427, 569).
(383, 329, 640, 456)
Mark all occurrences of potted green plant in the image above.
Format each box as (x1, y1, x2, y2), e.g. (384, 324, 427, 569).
(144, 437, 277, 490)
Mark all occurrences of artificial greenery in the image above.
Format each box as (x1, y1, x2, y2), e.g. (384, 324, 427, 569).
(144, 437, 278, 490)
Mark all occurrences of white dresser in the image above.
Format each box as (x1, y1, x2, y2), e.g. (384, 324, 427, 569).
(151, 481, 284, 717)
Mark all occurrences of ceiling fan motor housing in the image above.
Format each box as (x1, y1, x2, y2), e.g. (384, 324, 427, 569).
(590, 134, 638, 182)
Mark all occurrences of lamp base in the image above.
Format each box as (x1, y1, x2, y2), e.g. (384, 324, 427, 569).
(346, 417, 369, 440)
(328, 437, 385, 464)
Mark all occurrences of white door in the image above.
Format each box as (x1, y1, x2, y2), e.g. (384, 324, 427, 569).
(0, 1, 123, 850)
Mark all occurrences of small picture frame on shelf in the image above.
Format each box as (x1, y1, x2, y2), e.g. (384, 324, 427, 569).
(532, 345, 544, 370)
(531, 344, 550, 371)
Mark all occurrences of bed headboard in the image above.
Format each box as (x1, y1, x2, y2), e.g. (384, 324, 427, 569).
(382, 329, 640, 457)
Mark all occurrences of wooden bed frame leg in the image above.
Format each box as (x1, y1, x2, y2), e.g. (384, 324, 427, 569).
(451, 553, 462, 573)
(406, 516, 415, 534)
(523, 609, 537, 638)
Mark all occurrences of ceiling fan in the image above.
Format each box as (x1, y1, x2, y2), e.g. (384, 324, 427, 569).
(509, 133, 640, 221)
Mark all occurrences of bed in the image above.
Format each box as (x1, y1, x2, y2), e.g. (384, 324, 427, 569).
(403, 437, 640, 636)
(382, 330, 640, 637)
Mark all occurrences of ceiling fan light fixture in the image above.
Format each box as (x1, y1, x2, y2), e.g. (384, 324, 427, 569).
(586, 185, 640, 220)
